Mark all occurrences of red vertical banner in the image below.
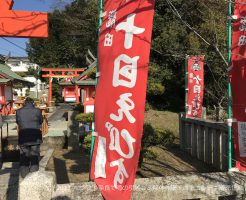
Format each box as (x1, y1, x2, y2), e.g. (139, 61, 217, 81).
(186, 56, 205, 119)
(90, 0, 155, 199)
(230, 0, 246, 170)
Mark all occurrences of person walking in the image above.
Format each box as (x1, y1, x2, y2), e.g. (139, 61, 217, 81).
(16, 97, 43, 178)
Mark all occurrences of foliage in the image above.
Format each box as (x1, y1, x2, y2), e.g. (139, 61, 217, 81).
(87, 68, 96, 79)
(75, 112, 94, 123)
(13, 82, 25, 90)
(81, 134, 92, 153)
(149, 0, 228, 110)
(28, 0, 229, 111)
(141, 149, 157, 160)
(25, 89, 30, 96)
(16, 72, 26, 77)
(145, 102, 151, 112)
(73, 103, 84, 113)
(52, 80, 63, 103)
(27, 0, 99, 67)
(141, 123, 175, 148)
(139, 123, 175, 167)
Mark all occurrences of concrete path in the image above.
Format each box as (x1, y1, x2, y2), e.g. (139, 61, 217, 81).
(0, 162, 19, 200)
(0, 104, 73, 200)
(48, 104, 73, 122)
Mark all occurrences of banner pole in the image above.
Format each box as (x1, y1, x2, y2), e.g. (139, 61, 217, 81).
(185, 55, 188, 118)
(89, 0, 104, 181)
(227, 0, 233, 170)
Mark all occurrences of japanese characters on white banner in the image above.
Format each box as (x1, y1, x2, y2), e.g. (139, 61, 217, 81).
(186, 56, 204, 119)
(90, 0, 155, 199)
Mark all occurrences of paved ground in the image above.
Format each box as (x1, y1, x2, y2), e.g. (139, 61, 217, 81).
(0, 162, 19, 200)
(0, 104, 73, 200)
(48, 104, 73, 122)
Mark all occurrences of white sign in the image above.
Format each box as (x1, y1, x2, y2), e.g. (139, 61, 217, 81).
(238, 121, 246, 157)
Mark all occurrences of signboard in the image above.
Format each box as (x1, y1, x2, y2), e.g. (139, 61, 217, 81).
(186, 56, 205, 119)
(90, 0, 155, 199)
(230, 0, 246, 170)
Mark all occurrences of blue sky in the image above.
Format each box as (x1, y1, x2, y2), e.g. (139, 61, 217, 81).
(0, 0, 72, 57)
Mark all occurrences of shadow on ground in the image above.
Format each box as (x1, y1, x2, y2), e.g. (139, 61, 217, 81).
(136, 144, 218, 178)
(46, 147, 90, 184)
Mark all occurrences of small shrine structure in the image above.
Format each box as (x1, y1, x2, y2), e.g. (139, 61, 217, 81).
(0, 63, 33, 115)
(59, 61, 96, 113)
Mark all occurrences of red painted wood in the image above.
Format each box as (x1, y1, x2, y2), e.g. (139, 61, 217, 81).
(75, 85, 79, 104)
(42, 68, 85, 72)
(49, 77, 52, 106)
(0, 0, 48, 38)
(42, 75, 80, 78)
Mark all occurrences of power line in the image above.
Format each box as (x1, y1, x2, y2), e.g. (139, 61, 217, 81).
(165, 0, 228, 67)
(1, 38, 27, 52)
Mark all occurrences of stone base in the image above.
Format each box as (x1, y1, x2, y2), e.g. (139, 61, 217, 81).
(43, 136, 65, 149)
(48, 107, 56, 113)
(19, 171, 56, 200)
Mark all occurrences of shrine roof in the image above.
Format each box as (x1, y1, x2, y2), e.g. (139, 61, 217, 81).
(72, 60, 96, 83)
(59, 61, 96, 86)
(0, 64, 33, 86)
(59, 78, 95, 86)
(75, 79, 96, 86)
(0, 78, 11, 83)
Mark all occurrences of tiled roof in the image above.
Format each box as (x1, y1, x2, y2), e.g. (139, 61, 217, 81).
(59, 61, 97, 86)
(0, 64, 33, 85)
(0, 78, 11, 83)
(75, 79, 96, 86)
(72, 60, 96, 83)
(59, 78, 96, 86)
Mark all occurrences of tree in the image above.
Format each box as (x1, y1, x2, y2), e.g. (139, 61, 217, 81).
(28, 0, 229, 110)
(27, 0, 99, 68)
(149, 0, 228, 110)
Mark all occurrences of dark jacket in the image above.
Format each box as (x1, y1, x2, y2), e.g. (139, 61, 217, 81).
(16, 103, 43, 145)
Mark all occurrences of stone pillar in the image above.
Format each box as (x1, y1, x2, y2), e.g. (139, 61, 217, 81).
(201, 107, 206, 120)
(67, 110, 79, 150)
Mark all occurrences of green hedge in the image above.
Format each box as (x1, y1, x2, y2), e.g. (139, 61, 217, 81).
(73, 103, 84, 113)
(75, 113, 94, 123)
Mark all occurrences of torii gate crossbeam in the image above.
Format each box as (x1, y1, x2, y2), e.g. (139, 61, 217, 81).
(41, 68, 85, 106)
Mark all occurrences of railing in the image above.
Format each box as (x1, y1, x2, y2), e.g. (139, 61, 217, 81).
(179, 113, 228, 171)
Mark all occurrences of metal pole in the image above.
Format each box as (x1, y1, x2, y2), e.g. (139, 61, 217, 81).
(89, 0, 104, 181)
(227, 0, 233, 170)
(185, 55, 188, 118)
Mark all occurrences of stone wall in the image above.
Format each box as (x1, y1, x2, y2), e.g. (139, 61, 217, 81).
(51, 171, 246, 200)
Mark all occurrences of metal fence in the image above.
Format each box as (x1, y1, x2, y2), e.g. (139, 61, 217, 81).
(179, 113, 228, 171)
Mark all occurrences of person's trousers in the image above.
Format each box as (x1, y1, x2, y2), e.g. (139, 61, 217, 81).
(19, 144, 40, 178)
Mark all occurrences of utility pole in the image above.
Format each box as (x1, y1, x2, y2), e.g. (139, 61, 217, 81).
(227, 0, 233, 170)
(89, 0, 104, 181)
(185, 55, 188, 118)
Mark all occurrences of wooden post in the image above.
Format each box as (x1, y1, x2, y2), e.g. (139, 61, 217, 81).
(63, 87, 66, 102)
(75, 85, 79, 104)
(10, 82, 14, 114)
(49, 77, 52, 106)
(2, 86, 5, 116)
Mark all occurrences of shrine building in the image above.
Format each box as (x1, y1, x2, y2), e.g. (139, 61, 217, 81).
(0, 63, 32, 115)
(59, 61, 96, 113)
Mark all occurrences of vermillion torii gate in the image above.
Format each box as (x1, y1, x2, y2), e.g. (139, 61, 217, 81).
(41, 68, 85, 106)
(0, 0, 48, 114)
(0, 0, 48, 37)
